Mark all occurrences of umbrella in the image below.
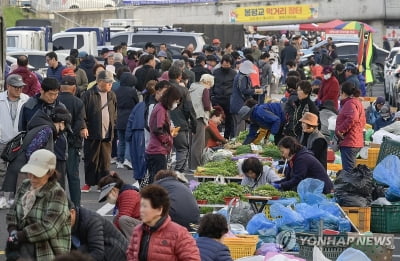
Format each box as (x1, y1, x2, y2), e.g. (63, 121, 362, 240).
(334, 21, 376, 33)
(318, 19, 345, 30)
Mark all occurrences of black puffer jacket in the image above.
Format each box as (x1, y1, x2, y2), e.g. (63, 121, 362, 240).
(134, 64, 159, 91)
(114, 72, 139, 130)
(211, 67, 236, 107)
(72, 207, 128, 261)
(79, 56, 96, 82)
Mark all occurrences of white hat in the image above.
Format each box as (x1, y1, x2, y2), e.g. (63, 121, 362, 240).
(239, 60, 255, 75)
(105, 65, 116, 75)
(251, 40, 258, 46)
(20, 149, 56, 177)
(395, 111, 400, 119)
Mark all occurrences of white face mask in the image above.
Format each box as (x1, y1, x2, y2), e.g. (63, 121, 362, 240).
(324, 73, 331, 80)
(171, 102, 178, 110)
(106, 191, 117, 205)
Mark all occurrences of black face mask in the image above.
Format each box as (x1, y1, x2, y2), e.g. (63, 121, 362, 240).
(221, 67, 231, 73)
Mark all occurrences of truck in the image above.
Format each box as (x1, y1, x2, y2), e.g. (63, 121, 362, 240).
(6, 26, 52, 51)
(52, 30, 98, 56)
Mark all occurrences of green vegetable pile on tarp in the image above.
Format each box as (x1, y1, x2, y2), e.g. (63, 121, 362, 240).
(260, 144, 281, 159)
(193, 182, 251, 203)
(196, 159, 238, 176)
(236, 130, 249, 143)
(253, 184, 299, 199)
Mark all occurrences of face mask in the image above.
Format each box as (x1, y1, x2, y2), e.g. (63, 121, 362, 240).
(171, 102, 178, 110)
(106, 192, 117, 205)
(324, 73, 331, 80)
(221, 67, 230, 73)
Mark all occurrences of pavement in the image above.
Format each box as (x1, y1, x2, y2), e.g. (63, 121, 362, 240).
(1, 83, 399, 260)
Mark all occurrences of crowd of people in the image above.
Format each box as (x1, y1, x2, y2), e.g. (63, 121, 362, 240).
(1, 32, 399, 260)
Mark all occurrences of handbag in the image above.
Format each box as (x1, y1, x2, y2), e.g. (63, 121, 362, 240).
(1, 131, 27, 162)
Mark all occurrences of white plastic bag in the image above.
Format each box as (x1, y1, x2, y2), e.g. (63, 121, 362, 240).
(313, 245, 331, 261)
(336, 248, 371, 261)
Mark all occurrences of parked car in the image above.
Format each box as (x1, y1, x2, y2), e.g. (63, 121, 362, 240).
(7, 50, 68, 77)
(110, 30, 205, 53)
(131, 42, 184, 59)
(63, 0, 115, 9)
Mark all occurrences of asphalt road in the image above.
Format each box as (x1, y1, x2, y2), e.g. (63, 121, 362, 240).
(1, 83, 399, 261)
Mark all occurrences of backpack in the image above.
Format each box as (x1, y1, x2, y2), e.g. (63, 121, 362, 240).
(1, 131, 27, 162)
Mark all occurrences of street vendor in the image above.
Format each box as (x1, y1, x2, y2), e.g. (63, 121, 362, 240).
(273, 136, 333, 194)
(238, 98, 285, 145)
(240, 157, 281, 189)
(205, 105, 228, 150)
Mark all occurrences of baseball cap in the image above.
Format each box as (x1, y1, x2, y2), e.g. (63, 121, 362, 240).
(20, 149, 56, 177)
(157, 50, 168, 58)
(105, 65, 116, 75)
(98, 182, 117, 202)
(380, 105, 390, 118)
(195, 55, 206, 64)
(323, 66, 334, 74)
(212, 38, 221, 45)
(97, 70, 115, 83)
(101, 47, 109, 55)
(238, 105, 252, 120)
(61, 76, 76, 86)
(344, 63, 357, 71)
(7, 74, 26, 87)
(311, 79, 322, 86)
(375, 96, 385, 105)
(251, 40, 258, 47)
(78, 51, 88, 58)
(205, 45, 215, 53)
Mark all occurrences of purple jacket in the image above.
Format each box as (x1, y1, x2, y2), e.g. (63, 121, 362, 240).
(146, 103, 173, 155)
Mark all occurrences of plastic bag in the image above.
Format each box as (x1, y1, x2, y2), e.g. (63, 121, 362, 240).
(255, 242, 280, 255)
(313, 245, 331, 261)
(318, 202, 342, 216)
(336, 247, 371, 261)
(371, 197, 392, 206)
(264, 252, 306, 261)
(270, 203, 305, 228)
(294, 203, 326, 220)
(246, 213, 277, 236)
(268, 198, 298, 206)
(373, 155, 400, 187)
(229, 201, 255, 226)
(297, 178, 327, 205)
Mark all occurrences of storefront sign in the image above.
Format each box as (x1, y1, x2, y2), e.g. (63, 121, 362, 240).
(325, 29, 359, 39)
(230, 4, 318, 23)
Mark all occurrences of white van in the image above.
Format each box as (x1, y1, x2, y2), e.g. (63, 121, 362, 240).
(110, 30, 205, 53)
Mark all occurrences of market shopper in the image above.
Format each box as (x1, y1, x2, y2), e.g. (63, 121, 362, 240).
(69, 203, 128, 261)
(196, 213, 233, 261)
(126, 184, 201, 261)
(6, 149, 71, 260)
(335, 82, 366, 173)
(189, 73, 214, 170)
(299, 112, 328, 170)
(240, 157, 281, 189)
(154, 170, 200, 231)
(274, 136, 333, 194)
(98, 172, 141, 239)
(145, 85, 181, 186)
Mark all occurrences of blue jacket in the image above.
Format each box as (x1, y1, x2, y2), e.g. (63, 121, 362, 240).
(126, 102, 146, 180)
(345, 74, 360, 90)
(196, 237, 233, 261)
(374, 116, 394, 131)
(230, 73, 255, 114)
(46, 62, 65, 83)
(244, 103, 285, 144)
(276, 147, 333, 194)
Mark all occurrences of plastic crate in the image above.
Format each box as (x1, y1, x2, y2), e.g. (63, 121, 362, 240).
(371, 203, 400, 233)
(341, 206, 371, 232)
(223, 235, 258, 259)
(327, 163, 342, 172)
(376, 137, 400, 164)
(356, 148, 380, 169)
(348, 232, 395, 261)
(297, 233, 348, 261)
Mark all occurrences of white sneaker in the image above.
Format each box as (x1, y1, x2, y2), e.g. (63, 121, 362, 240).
(123, 159, 133, 170)
(110, 157, 118, 164)
(117, 162, 124, 169)
(133, 181, 140, 188)
(0, 196, 9, 209)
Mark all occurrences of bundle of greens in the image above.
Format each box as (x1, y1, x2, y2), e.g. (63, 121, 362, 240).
(252, 184, 300, 199)
(235, 145, 252, 155)
(236, 130, 249, 143)
(260, 144, 282, 159)
(196, 160, 238, 177)
(193, 182, 250, 203)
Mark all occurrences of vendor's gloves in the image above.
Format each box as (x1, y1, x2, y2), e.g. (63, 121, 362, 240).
(272, 183, 281, 190)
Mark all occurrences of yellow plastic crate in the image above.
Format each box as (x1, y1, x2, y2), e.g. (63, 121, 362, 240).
(356, 148, 380, 169)
(223, 235, 258, 259)
(327, 163, 342, 172)
(341, 206, 371, 233)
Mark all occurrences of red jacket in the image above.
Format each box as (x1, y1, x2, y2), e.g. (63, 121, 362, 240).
(206, 120, 225, 148)
(115, 186, 141, 229)
(127, 216, 200, 261)
(9, 66, 41, 97)
(146, 103, 173, 155)
(317, 76, 340, 110)
(336, 97, 366, 148)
